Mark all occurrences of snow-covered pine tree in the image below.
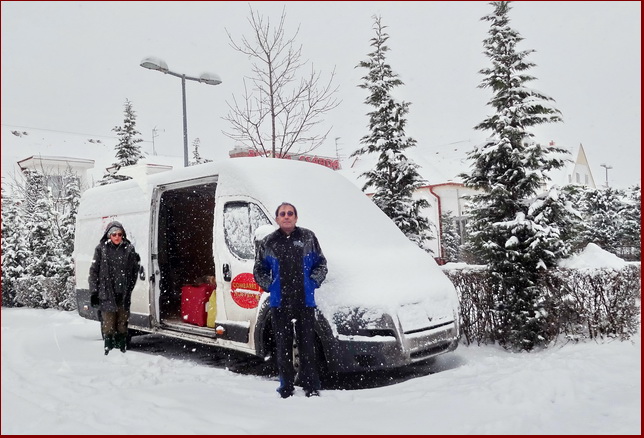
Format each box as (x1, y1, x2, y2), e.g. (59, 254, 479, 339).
(1, 187, 29, 307)
(524, 185, 578, 269)
(353, 15, 434, 252)
(58, 168, 81, 264)
(461, 1, 570, 351)
(16, 170, 60, 308)
(54, 169, 82, 310)
(557, 184, 588, 254)
(27, 197, 61, 306)
(99, 98, 144, 185)
(560, 184, 640, 260)
(22, 169, 48, 217)
(189, 138, 212, 166)
(578, 187, 625, 255)
(2, 168, 82, 310)
(619, 185, 641, 260)
(440, 211, 462, 263)
(113, 98, 144, 166)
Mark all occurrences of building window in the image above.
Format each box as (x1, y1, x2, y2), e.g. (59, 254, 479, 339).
(455, 216, 468, 245)
(45, 175, 64, 198)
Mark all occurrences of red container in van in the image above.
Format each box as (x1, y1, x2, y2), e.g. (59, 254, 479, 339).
(181, 284, 214, 326)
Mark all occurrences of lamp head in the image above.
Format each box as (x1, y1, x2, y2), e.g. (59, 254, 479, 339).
(140, 56, 169, 73)
(199, 72, 222, 86)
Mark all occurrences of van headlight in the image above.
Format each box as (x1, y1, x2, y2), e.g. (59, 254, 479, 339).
(333, 306, 397, 337)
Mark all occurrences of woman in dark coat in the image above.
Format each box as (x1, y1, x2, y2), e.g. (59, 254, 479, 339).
(89, 221, 140, 354)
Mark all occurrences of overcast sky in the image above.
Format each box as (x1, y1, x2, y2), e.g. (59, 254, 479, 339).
(1, 1, 641, 188)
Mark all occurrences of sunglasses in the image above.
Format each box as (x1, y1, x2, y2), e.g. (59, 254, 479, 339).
(278, 211, 295, 217)
(111, 232, 123, 237)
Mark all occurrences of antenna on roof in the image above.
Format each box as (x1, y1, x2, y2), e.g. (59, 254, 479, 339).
(152, 127, 164, 156)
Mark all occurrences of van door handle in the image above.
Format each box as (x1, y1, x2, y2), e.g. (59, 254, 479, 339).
(223, 264, 231, 282)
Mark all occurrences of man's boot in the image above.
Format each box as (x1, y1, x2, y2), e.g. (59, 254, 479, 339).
(115, 333, 127, 353)
(104, 335, 114, 355)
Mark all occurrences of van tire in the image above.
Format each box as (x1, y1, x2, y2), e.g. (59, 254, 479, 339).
(126, 330, 134, 349)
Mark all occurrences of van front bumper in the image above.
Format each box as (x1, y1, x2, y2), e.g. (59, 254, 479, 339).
(323, 322, 459, 373)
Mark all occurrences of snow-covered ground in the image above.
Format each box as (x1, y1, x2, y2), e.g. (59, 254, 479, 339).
(1, 307, 640, 435)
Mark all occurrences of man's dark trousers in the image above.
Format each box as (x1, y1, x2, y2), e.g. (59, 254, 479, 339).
(272, 306, 320, 396)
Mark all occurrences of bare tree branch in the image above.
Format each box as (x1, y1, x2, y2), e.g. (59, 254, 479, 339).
(223, 5, 340, 158)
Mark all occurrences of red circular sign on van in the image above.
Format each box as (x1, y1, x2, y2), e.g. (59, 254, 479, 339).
(230, 273, 264, 309)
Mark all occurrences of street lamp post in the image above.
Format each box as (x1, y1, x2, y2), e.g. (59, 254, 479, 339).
(600, 163, 613, 187)
(140, 57, 222, 167)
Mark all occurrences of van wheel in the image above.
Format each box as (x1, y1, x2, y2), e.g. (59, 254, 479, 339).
(292, 339, 301, 381)
(126, 330, 134, 349)
(98, 310, 104, 340)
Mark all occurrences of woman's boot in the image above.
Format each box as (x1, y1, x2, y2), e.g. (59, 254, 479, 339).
(115, 333, 127, 353)
(104, 335, 114, 355)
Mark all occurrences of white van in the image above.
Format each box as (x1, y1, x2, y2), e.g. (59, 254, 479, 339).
(74, 157, 460, 378)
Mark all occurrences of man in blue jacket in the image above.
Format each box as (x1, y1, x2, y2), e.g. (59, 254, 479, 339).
(253, 202, 328, 398)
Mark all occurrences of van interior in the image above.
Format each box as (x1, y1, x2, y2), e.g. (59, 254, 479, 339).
(157, 183, 217, 323)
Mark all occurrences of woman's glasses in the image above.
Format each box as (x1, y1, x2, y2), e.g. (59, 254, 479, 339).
(111, 233, 123, 237)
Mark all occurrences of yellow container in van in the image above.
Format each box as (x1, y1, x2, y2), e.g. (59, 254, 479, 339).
(206, 289, 217, 328)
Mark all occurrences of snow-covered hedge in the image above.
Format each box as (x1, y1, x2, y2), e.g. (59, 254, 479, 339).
(542, 265, 641, 341)
(13, 275, 76, 311)
(445, 264, 641, 346)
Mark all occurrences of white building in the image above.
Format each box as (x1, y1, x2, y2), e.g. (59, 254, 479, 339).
(17, 155, 95, 195)
(2, 124, 181, 195)
(548, 142, 597, 189)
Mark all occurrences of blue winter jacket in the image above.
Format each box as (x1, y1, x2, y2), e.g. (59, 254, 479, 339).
(253, 227, 327, 308)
